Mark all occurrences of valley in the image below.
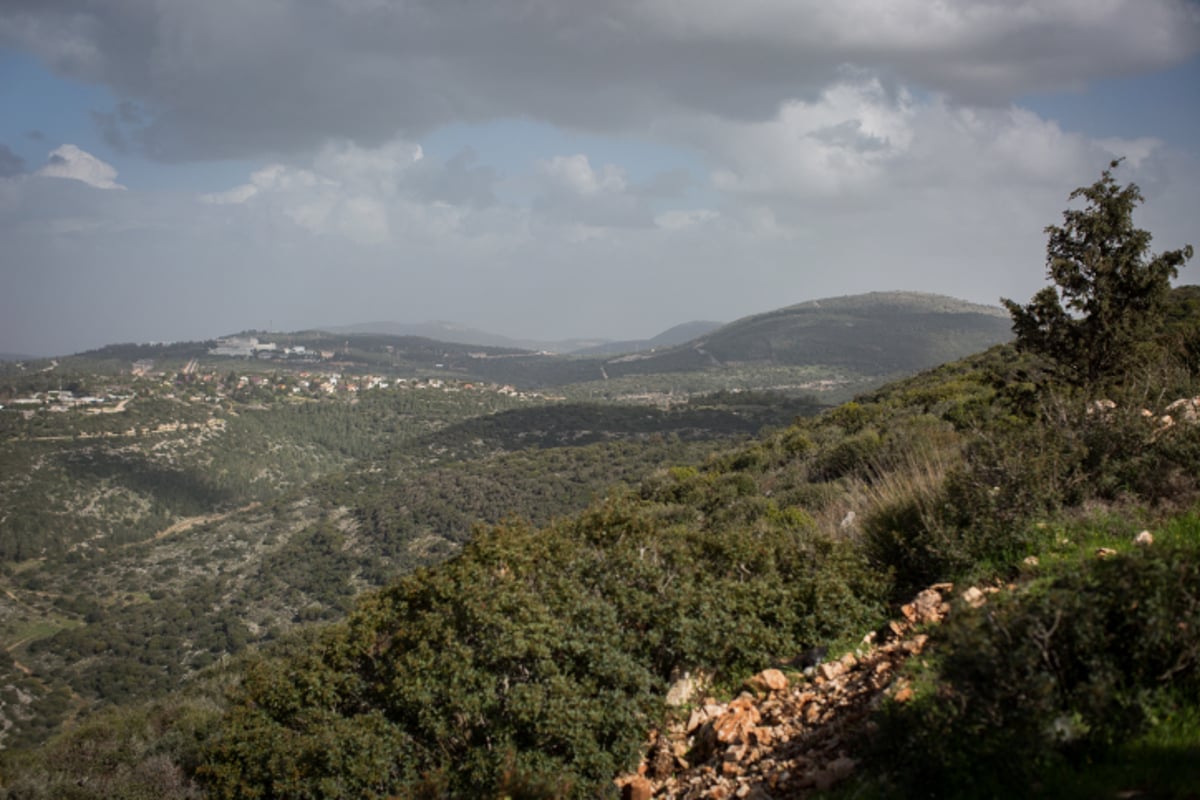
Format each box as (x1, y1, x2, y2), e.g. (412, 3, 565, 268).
(0, 291, 1010, 753)
(2, 282, 1197, 798)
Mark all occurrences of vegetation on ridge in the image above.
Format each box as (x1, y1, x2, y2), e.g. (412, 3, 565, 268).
(2, 165, 1199, 798)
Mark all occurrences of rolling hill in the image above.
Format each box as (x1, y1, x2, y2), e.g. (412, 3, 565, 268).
(596, 292, 1012, 375)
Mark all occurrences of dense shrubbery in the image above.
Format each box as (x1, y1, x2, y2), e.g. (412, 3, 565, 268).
(202, 493, 888, 797)
(4, 170, 1197, 795)
(871, 521, 1200, 797)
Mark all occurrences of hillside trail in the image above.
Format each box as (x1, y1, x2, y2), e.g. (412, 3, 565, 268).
(128, 501, 262, 548)
(616, 583, 982, 799)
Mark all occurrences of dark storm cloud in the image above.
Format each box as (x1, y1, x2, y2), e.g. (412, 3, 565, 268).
(2, 1, 1198, 162)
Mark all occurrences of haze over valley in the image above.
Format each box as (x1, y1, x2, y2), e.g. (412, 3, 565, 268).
(2, 2, 1200, 797)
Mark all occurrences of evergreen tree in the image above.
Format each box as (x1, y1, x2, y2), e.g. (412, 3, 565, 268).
(1003, 160, 1193, 385)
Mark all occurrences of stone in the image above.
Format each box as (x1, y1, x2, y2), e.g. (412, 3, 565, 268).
(746, 668, 789, 694)
(1166, 397, 1200, 424)
(911, 588, 947, 623)
(686, 707, 710, 734)
(622, 776, 653, 800)
(1135, 530, 1154, 547)
(713, 697, 762, 744)
(650, 736, 675, 779)
(962, 586, 987, 608)
(818, 660, 844, 681)
(1023, 555, 1039, 566)
(667, 671, 702, 707)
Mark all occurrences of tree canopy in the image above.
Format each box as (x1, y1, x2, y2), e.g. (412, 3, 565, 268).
(1003, 160, 1193, 385)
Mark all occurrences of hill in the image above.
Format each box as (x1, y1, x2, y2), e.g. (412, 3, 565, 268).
(326, 320, 609, 354)
(3, 166, 1194, 797)
(595, 291, 1011, 376)
(569, 320, 725, 356)
(166, 309, 1199, 797)
(3, 303, 1199, 795)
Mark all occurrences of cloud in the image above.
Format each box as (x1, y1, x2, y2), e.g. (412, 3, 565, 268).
(34, 144, 125, 189)
(678, 76, 1175, 217)
(200, 138, 507, 245)
(533, 154, 679, 230)
(0, 144, 26, 177)
(655, 208, 719, 231)
(3, 1, 1197, 161)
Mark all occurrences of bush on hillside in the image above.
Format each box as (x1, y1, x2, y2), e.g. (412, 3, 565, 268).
(870, 535, 1200, 797)
(202, 493, 889, 798)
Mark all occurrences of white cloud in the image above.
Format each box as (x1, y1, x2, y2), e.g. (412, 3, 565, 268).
(35, 145, 125, 190)
(682, 79, 1173, 215)
(538, 155, 628, 196)
(655, 209, 718, 231)
(701, 78, 916, 198)
(201, 142, 430, 244)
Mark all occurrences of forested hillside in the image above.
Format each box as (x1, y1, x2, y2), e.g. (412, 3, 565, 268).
(2, 173, 1198, 799)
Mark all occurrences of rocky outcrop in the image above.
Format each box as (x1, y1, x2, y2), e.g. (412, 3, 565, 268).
(616, 585, 956, 798)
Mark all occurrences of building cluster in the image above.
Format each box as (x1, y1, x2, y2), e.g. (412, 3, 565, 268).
(209, 337, 334, 362)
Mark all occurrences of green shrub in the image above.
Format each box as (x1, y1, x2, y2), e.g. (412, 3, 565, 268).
(202, 493, 890, 797)
(812, 428, 883, 481)
(870, 535, 1200, 798)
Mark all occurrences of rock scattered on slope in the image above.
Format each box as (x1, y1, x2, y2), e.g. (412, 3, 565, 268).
(616, 584, 957, 799)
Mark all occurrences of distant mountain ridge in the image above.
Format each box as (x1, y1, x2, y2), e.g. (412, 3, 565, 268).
(36, 292, 1012, 397)
(326, 320, 609, 353)
(570, 320, 725, 356)
(582, 291, 1013, 379)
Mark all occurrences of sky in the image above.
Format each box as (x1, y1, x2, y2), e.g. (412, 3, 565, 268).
(2, 1, 1199, 357)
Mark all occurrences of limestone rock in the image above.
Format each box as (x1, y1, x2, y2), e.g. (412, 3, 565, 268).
(1166, 397, 1200, 424)
(615, 582, 984, 800)
(666, 670, 706, 708)
(713, 697, 761, 744)
(622, 776, 653, 800)
(745, 669, 789, 694)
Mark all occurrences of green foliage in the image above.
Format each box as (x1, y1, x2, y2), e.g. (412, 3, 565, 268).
(203, 491, 889, 797)
(0, 694, 221, 799)
(869, 527, 1200, 798)
(1004, 161, 1193, 386)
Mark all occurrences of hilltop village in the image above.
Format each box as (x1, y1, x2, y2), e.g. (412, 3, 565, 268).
(0, 338, 551, 418)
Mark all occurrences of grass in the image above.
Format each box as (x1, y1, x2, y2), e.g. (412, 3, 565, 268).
(1036, 700, 1200, 799)
(831, 506, 1200, 800)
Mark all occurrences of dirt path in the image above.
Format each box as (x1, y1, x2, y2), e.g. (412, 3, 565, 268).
(131, 501, 262, 547)
(5, 637, 35, 676)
